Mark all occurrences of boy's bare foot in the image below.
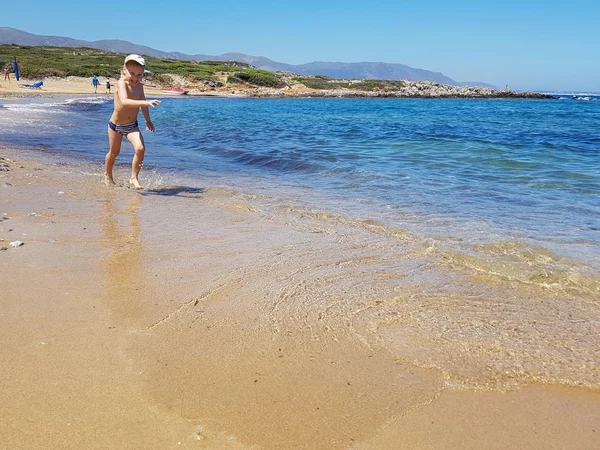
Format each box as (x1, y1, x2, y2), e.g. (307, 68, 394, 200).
(104, 174, 116, 186)
(129, 178, 144, 190)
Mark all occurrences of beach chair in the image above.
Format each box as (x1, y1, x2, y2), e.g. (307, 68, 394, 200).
(19, 81, 43, 89)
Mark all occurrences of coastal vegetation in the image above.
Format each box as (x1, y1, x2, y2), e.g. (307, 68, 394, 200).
(227, 69, 285, 88)
(292, 77, 408, 91)
(0, 44, 250, 81)
(292, 76, 351, 90)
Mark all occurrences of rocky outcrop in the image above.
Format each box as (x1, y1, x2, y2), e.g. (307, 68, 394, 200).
(236, 80, 553, 99)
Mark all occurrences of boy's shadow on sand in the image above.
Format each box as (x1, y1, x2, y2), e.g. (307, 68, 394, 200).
(141, 185, 205, 198)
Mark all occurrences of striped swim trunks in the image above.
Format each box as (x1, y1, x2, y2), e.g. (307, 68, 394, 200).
(108, 120, 139, 136)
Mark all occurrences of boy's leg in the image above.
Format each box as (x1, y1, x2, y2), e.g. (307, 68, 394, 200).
(105, 127, 123, 184)
(126, 131, 146, 189)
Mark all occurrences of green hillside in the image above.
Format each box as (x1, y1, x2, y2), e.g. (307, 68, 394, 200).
(0, 44, 260, 84)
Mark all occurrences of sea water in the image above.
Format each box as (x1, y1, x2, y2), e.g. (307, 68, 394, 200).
(1, 94, 599, 390)
(2, 95, 598, 266)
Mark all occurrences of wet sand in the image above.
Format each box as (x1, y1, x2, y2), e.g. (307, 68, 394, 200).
(1, 147, 599, 449)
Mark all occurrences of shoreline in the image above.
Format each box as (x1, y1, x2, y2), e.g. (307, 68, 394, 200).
(1, 75, 554, 99)
(1, 146, 599, 449)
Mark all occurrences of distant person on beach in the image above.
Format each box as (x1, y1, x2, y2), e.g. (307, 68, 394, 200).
(92, 75, 99, 93)
(106, 79, 111, 94)
(105, 54, 160, 190)
(3, 67, 9, 81)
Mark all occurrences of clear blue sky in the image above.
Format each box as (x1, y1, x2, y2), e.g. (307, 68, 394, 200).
(3, 0, 599, 92)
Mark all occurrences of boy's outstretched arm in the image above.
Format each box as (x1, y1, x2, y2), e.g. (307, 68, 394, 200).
(117, 79, 160, 108)
(140, 90, 156, 132)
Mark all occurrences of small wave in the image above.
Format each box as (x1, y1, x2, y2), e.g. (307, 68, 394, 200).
(207, 147, 322, 173)
(63, 96, 112, 109)
(440, 243, 599, 298)
(4, 103, 66, 114)
(271, 201, 600, 297)
(64, 96, 110, 104)
(4, 96, 110, 114)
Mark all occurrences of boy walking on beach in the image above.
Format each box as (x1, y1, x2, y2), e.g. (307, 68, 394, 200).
(105, 54, 160, 189)
(92, 75, 99, 93)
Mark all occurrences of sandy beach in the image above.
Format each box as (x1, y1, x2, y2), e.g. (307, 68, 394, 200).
(0, 76, 238, 98)
(1, 145, 599, 449)
(0, 76, 145, 96)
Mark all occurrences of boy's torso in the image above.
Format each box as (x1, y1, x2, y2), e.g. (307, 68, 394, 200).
(111, 81, 144, 125)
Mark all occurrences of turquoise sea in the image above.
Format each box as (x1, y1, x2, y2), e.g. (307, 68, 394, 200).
(2, 94, 599, 390)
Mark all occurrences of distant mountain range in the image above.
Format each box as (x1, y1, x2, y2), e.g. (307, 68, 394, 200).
(0, 27, 495, 88)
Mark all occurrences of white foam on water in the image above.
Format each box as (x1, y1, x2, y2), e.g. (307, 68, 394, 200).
(0, 96, 109, 133)
(64, 96, 112, 105)
(2, 95, 110, 114)
(3, 103, 66, 114)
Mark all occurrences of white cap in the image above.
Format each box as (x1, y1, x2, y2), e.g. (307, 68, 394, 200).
(124, 54, 146, 66)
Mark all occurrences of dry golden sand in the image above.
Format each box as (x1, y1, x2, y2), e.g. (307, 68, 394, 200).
(0, 76, 164, 96)
(1, 148, 599, 449)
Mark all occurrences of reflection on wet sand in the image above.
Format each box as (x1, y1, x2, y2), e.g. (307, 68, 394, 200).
(101, 193, 144, 321)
